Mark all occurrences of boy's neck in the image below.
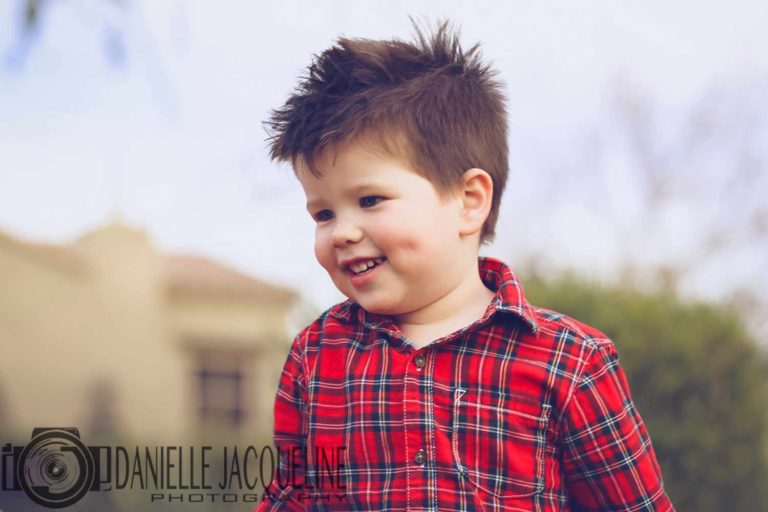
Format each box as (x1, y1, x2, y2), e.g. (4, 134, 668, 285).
(394, 258, 495, 349)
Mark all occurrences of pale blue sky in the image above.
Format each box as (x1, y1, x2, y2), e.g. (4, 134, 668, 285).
(1, 0, 767, 313)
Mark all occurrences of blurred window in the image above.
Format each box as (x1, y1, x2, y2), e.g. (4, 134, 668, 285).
(196, 350, 252, 427)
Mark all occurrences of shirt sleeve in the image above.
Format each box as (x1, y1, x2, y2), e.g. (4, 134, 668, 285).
(253, 333, 310, 512)
(561, 341, 675, 511)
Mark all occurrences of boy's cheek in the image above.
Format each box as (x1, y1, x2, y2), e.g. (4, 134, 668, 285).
(369, 216, 416, 246)
(314, 238, 334, 270)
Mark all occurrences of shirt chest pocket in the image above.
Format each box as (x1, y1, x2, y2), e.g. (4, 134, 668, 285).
(451, 387, 551, 499)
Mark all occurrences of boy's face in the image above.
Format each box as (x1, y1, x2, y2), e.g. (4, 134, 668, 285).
(297, 141, 469, 316)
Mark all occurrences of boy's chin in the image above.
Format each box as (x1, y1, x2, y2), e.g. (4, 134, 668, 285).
(350, 297, 401, 316)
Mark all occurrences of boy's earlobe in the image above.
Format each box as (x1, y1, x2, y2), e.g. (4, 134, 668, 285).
(458, 168, 493, 237)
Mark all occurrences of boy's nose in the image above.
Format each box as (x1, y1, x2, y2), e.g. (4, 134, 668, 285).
(331, 219, 363, 247)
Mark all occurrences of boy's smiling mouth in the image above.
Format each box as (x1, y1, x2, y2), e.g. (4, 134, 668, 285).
(342, 256, 387, 275)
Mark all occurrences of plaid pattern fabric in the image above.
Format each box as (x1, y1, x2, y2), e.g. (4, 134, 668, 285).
(254, 257, 674, 511)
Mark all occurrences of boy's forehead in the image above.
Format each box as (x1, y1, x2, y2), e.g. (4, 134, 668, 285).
(299, 130, 413, 171)
(296, 140, 414, 184)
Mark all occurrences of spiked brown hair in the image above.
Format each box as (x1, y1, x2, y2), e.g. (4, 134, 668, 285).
(265, 19, 509, 244)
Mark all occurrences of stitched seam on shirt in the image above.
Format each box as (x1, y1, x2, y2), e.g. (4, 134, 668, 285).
(535, 403, 552, 510)
(533, 307, 595, 341)
(457, 400, 545, 422)
(297, 329, 311, 435)
(556, 341, 598, 430)
(451, 388, 466, 477)
(403, 358, 411, 511)
(427, 352, 438, 512)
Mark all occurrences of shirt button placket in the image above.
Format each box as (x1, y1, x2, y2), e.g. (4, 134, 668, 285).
(404, 350, 430, 509)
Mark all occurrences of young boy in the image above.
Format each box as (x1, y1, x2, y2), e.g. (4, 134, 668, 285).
(255, 21, 674, 511)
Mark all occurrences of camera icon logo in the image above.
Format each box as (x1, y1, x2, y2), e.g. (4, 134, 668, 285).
(13, 428, 95, 509)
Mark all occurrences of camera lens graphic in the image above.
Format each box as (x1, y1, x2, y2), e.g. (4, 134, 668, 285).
(17, 428, 95, 509)
(45, 459, 68, 480)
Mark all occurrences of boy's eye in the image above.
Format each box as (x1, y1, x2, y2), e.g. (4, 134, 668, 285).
(313, 210, 333, 222)
(359, 196, 384, 208)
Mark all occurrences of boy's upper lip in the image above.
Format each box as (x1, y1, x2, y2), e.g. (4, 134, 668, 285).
(339, 255, 386, 268)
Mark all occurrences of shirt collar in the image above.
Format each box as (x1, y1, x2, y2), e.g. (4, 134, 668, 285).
(328, 256, 538, 334)
(478, 256, 538, 333)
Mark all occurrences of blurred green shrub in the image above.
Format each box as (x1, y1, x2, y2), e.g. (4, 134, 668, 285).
(523, 273, 768, 511)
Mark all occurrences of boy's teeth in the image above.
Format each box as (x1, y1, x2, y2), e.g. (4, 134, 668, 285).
(349, 257, 385, 274)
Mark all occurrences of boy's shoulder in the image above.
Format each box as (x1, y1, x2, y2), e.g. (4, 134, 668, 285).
(287, 299, 361, 352)
(529, 304, 615, 353)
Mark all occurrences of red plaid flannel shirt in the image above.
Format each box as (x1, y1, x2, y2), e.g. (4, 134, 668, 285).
(254, 257, 674, 511)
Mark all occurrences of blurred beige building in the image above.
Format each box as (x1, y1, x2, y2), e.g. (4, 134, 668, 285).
(0, 221, 299, 444)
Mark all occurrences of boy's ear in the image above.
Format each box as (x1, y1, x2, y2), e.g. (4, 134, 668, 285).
(457, 168, 493, 238)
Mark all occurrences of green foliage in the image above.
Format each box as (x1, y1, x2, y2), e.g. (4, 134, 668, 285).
(523, 273, 768, 511)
